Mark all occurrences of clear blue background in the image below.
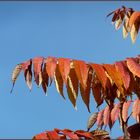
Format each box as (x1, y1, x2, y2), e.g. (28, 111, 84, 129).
(0, 1, 139, 139)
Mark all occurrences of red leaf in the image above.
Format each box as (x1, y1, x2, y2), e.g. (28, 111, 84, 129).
(122, 100, 131, 122)
(132, 99, 140, 122)
(22, 59, 32, 90)
(73, 60, 89, 90)
(75, 130, 94, 139)
(46, 57, 57, 83)
(41, 63, 49, 94)
(66, 68, 78, 108)
(58, 58, 71, 85)
(80, 70, 92, 112)
(33, 132, 49, 140)
(62, 129, 80, 139)
(46, 130, 60, 139)
(126, 58, 140, 78)
(111, 103, 120, 125)
(33, 57, 44, 86)
(92, 80, 103, 107)
(91, 63, 110, 89)
(115, 61, 131, 90)
(103, 106, 110, 126)
(96, 109, 104, 128)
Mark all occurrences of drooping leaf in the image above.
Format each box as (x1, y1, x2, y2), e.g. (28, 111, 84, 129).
(122, 100, 131, 122)
(132, 99, 140, 122)
(87, 112, 98, 131)
(54, 64, 65, 99)
(126, 58, 140, 78)
(58, 58, 70, 85)
(96, 109, 104, 129)
(103, 64, 124, 95)
(66, 68, 78, 109)
(73, 60, 89, 90)
(103, 106, 110, 127)
(111, 103, 120, 125)
(41, 63, 49, 94)
(92, 78, 103, 107)
(115, 61, 131, 90)
(22, 59, 32, 90)
(11, 64, 22, 93)
(33, 57, 44, 86)
(79, 69, 92, 112)
(46, 56, 57, 84)
(91, 63, 110, 89)
(129, 11, 140, 29)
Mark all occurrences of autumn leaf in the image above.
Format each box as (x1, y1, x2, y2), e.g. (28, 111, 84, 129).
(41, 63, 49, 94)
(46, 56, 57, 84)
(122, 100, 131, 122)
(11, 63, 22, 93)
(115, 61, 131, 90)
(54, 64, 65, 99)
(96, 109, 104, 129)
(75, 130, 94, 139)
(103, 106, 110, 127)
(132, 99, 140, 122)
(33, 132, 49, 140)
(129, 11, 140, 29)
(46, 131, 60, 139)
(21, 59, 33, 90)
(126, 58, 140, 78)
(87, 112, 98, 131)
(103, 64, 124, 95)
(80, 69, 92, 112)
(33, 57, 44, 86)
(91, 63, 110, 89)
(66, 68, 78, 109)
(62, 129, 80, 139)
(58, 58, 70, 85)
(73, 60, 89, 90)
(111, 103, 120, 125)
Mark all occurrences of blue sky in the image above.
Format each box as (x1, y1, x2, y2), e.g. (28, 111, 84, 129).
(0, 1, 140, 139)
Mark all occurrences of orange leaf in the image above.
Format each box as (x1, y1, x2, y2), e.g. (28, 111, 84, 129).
(115, 61, 131, 90)
(33, 57, 44, 86)
(46, 57, 57, 84)
(80, 70, 92, 112)
(58, 58, 70, 85)
(33, 132, 49, 140)
(103, 106, 110, 126)
(111, 103, 120, 125)
(129, 11, 140, 29)
(132, 99, 140, 122)
(91, 63, 110, 89)
(126, 58, 140, 78)
(22, 59, 32, 90)
(47, 131, 60, 139)
(122, 100, 131, 122)
(41, 63, 49, 94)
(103, 64, 124, 94)
(73, 60, 89, 90)
(66, 68, 78, 108)
(54, 64, 65, 99)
